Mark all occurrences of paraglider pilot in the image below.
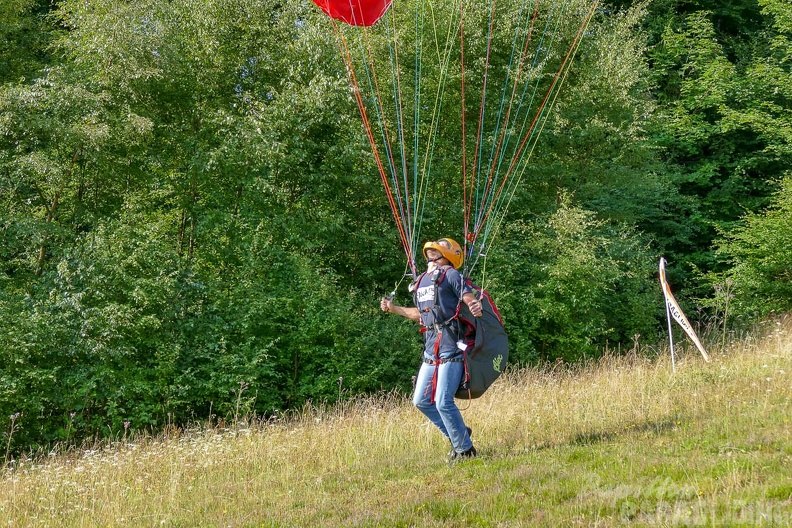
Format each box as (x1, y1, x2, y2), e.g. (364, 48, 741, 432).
(380, 238, 482, 460)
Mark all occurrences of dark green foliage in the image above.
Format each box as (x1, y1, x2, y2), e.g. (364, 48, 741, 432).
(0, 0, 426, 453)
(0, 208, 419, 451)
(711, 175, 792, 319)
(642, 0, 792, 288)
(0, 0, 57, 83)
(0, 0, 789, 453)
(491, 200, 659, 364)
(527, 5, 696, 249)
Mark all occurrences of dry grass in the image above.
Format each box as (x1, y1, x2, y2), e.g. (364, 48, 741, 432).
(2, 317, 791, 527)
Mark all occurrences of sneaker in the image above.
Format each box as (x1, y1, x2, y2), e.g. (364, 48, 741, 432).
(448, 445, 477, 461)
(458, 446, 477, 458)
(446, 427, 475, 461)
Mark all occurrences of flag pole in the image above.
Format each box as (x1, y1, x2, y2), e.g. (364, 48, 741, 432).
(663, 285, 676, 373)
(658, 257, 711, 369)
(660, 258, 676, 371)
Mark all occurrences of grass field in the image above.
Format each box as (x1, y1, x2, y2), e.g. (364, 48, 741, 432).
(2, 316, 791, 527)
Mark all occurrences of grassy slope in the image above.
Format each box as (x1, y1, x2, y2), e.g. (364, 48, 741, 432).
(2, 317, 791, 527)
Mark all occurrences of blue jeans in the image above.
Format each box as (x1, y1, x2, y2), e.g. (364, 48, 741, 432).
(413, 359, 473, 453)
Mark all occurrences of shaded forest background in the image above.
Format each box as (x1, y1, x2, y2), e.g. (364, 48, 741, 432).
(1, 0, 790, 452)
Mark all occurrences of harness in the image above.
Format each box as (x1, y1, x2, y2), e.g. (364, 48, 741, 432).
(412, 266, 475, 402)
(413, 266, 457, 328)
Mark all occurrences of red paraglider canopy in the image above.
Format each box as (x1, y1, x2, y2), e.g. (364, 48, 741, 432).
(312, 0, 393, 26)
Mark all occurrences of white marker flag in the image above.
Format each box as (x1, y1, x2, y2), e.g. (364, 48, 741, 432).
(659, 258, 710, 365)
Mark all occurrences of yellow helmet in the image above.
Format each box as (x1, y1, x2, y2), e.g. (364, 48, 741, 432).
(422, 238, 464, 269)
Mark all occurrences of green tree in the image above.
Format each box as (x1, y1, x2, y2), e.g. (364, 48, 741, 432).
(492, 198, 659, 364)
(0, 0, 413, 451)
(645, 0, 791, 286)
(0, 0, 57, 83)
(712, 175, 792, 320)
(0, 71, 153, 280)
(7, 0, 778, 452)
(520, 4, 694, 253)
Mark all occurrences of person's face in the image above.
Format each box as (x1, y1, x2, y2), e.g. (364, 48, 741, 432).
(426, 248, 447, 270)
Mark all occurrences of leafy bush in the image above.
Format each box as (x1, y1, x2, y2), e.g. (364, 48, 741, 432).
(492, 200, 660, 363)
(713, 175, 792, 320)
(0, 208, 422, 453)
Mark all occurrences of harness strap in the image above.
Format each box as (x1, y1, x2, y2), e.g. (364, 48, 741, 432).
(424, 356, 464, 365)
(430, 329, 442, 404)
